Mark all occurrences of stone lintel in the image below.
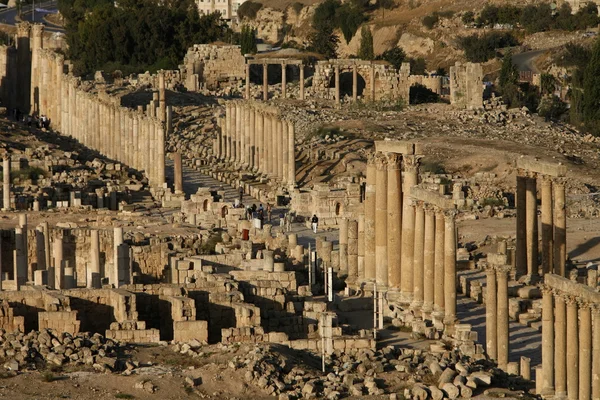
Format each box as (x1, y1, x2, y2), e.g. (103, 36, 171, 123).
(410, 187, 455, 210)
(247, 59, 303, 66)
(374, 140, 418, 155)
(545, 273, 600, 302)
(516, 157, 567, 177)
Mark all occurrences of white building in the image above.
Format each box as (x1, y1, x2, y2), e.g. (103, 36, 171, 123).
(196, 0, 247, 20)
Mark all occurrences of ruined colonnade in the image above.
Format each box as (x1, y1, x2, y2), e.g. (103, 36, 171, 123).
(220, 101, 296, 187)
(245, 59, 305, 101)
(539, 274, 600, 400)
(17, 24, 166, 189)
(515, 158, 567, 279)
(485, 252, 511, 371)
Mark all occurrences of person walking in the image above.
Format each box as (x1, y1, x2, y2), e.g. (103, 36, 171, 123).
(267, 203, 272, 222)
(311, 214, 319, 234)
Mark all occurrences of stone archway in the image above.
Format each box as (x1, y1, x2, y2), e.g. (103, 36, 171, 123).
(329, 71, 366, 98)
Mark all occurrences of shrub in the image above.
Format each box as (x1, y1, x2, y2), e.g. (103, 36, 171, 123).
(290, 2, 303, 14)
(538, 95, 568, 121)
(409, 57, 426, 75)
(335, 3, 366, 43)
(422, 13, 439, 29)
(420, 160, 446, 174)
(462, 11, 474, 25)
(237, 1, 263, 20)
(357, 26, 374, 60)
(459, 32, 518, 63)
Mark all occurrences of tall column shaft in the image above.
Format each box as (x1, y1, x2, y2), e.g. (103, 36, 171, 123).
(339, 218, 349, 275)
(2, 157, 9, 211)
(250, 109, 256, 169)
(375, 154, 388, 287)
(413, 203, 425, 307)
(556, 295, 567, 396)
(281, 63, 287, 98)
(434, 210, 445, 311)
(348, 219, 358, 281)
(444, 213, 457, 325)
(486, 268, 498, 360)
(113, 227, 124, 287)
(334, 65, 340, 105)
(299, 65, 305, 100)
(526, 176, 539, 277)
(567, 298, 579, 400)
(554, 181, 566, 277)
(541, 288, 555, 395)
(516, 175, 527, 277)
(88, 229, 101, 289)
(592, 307, 600, 399)
(580, 304, 592, 400)
(287, 122, 296, 186)
(174, 152, 183, 194)
(387, 154, 402, 289)
(263, 63, 268, 101)
(352, 65, 358, 100)
(364, 156, 376, 281)
(423, 208, 435, 315)
(541, 177, 554, 274)
(357, 215, 365, 280)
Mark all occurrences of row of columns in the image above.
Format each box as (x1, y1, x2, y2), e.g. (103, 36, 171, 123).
(344, 150, 459, 326)
(245, 62, 305, 101)
(515, 171, 566, 279)
(540, 285, 600, 400)
(220, 101, 296, 186)
(23, 26, 167, 188)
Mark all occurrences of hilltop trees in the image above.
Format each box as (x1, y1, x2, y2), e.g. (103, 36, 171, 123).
(240, 25, 257, 55)
(583, 38, 600, 135)
(59, 0, 231, 75)
(358, 27, 374, 60)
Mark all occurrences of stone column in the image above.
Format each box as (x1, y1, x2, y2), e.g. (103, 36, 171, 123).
(174, 152, 183, 194)
(364, 155, 376, 281)
(554, 180, 566, 277)
(413, 202, 425, 309)
(157, 124, 166, 188)
(370, 65, 376, 100)
(264, 114, 271, 175)
(352, 64, 358, 101)
(339, 218, 349, 276)
(497, 266, 509, 370)
(556, 295, 567, 397)
(375, 153, 388, 287)
(113, 227, 124, 287)
(15, 227, 26, 287)
(158, 72, 166, 123)
(250, 108, 256, 169)
(541, 176, 554, 274)
(35, 225, 47, 271)
(567, 297, 579, 400)
(516, 174, 527, 277)
(580, 303, 592, 400)
(592, 306, 600, 399)
(486, 267, 498, 361)
(18, 214, 28, 281)
(444, 211, 458, 326)
(334, 65, 340, 105)
(541, 287, 555, 395)
(263, 250, 274, 272)
(387, 153, 402, 289)
(227, 103, 234, 161)
(287, 122, 296, 187)
(423, 207, 435, 316)
(434, 210, 445, 311)
(348, 219, 358, 282)
(526, 174, 539, 277)
(263, 63, 268, 101)
(299, 64, 305, 100)
(277, 120, 284, 179)
(271, 117, 278, 177)
(257, 112, 264, 173)
(53, 236, 63, 290)
(245, 63, 250, 99)
(235, 103, 241, 164)
(281, 63, 287, 98)
(2, 156, 10, 211)
(401, 155, 419, 300)
(357, 215, 365, 280)
(88, 230, 101, 289)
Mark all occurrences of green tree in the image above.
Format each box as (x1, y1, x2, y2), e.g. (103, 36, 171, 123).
(410, 57, 426, 75)
(308, 24, 339, 59)
(240, 25, 257, 55)
(378, 46, 406, 69)
(499, 50, 519, 90)
(538, 95, 568, 121)
(583, 38, 600, 135)
(335, 3, 366, 43)
(358, 26, 374, 60)
(462, 11, 474, 25)
(540, 73, 556, 96)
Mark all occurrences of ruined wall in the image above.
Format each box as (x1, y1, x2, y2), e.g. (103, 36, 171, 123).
(311, 60, 411, 102)
(450, 62, 484, 110)
(183, 44, 245, 91)
(291, 183, 363, 226)
(409, 75, 444, 95)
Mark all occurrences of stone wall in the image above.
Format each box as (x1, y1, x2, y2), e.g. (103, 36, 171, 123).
(183, 44, 245, 91)
(290, 182, 363, 226)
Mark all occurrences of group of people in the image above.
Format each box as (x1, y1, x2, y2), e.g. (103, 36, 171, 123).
(11, 108, 51, 129)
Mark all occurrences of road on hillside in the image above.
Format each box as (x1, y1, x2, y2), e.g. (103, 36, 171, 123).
(512, 49, 547, 73)
(0, 1, 64, 33)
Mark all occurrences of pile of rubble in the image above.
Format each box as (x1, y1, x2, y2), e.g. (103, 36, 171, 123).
(0, 328, 124, 373)
(194, 343, 535, 400)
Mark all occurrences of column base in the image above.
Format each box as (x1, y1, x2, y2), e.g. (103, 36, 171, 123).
(409, 300, 424, 319)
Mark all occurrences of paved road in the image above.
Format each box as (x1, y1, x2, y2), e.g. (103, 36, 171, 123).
(0, 1, 64, 33)
(512, 49, 547, 73)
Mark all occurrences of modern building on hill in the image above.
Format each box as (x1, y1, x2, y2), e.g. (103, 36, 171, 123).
(195, 0, 247, 21)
